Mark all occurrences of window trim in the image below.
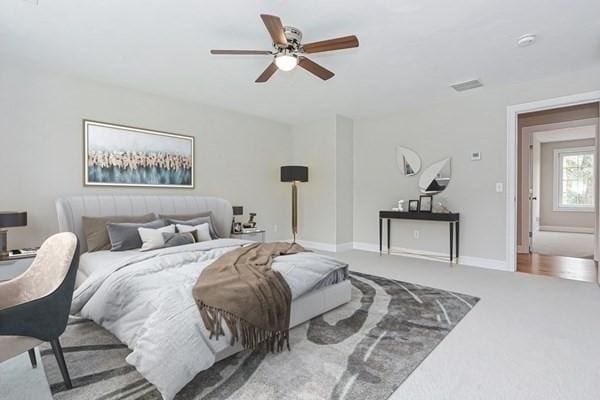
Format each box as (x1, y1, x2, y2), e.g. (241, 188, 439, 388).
(553, 146, 595, 212)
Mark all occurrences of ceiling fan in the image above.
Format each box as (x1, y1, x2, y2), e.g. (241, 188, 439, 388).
(210, 14, 359, 83)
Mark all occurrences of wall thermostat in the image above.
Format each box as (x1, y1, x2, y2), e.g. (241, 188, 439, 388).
(471, 152, 481, 161)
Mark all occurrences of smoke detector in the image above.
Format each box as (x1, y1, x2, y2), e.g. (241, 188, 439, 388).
(451, 79, 483, 92)
(517, 34, 537, 47)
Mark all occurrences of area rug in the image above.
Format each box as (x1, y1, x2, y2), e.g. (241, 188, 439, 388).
(41, 272, 479, 400)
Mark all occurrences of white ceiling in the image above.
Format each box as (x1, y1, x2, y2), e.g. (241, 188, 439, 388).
(1, 0, 599, 123)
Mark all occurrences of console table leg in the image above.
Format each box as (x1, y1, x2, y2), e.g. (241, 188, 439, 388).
(449, 222, 454, 263)
(379, 218, 382, 255)
(387, 219, 391, 254)
(455, 221, 460, 262)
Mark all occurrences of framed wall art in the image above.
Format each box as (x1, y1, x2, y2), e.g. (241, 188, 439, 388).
(84, 120, 194, 188)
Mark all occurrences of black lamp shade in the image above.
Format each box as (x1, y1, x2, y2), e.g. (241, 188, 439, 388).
(232, 206, 244, 216)
(280, 166, 308, 182)
(0, 211, 27, 228)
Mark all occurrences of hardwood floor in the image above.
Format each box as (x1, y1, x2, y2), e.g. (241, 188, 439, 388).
(517, 253, 598, 283)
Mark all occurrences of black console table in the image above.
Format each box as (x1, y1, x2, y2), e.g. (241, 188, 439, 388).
(379, 211, 460, 262)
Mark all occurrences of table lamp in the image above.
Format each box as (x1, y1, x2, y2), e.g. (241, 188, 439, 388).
(232, 206, 243, 217)
(0, 211, 27, 257)
(280, 166, 308, 243)
(232, 206, 243, 223)
(231, 206, 243, 233)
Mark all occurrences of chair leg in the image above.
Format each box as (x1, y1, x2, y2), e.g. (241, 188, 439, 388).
(27, 349, 37, 368)
(50, 338, 72, 390)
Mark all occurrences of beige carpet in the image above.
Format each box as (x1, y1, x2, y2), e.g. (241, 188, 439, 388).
(3, 251, 600, 400)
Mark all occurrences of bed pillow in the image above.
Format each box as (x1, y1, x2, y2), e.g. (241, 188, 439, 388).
(165, 216, 219, 239)
(82, 213, 157, 252)
(176, 223, 212, 242)
(161, 232, 196, 248)
(107, 219, 168, 251)
(138, 225, 177, 251)
(159, 211, 220, 238)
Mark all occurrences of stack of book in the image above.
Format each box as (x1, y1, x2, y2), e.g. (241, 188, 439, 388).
(7, 248, 38, 259)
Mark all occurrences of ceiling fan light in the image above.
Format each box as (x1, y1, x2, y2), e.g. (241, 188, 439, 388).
(275, 54, 298, 71)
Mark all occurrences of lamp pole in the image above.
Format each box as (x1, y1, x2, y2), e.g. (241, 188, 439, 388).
(292, 181, 298, 243)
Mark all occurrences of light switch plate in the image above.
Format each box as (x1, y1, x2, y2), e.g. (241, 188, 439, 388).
(496, 182, 504, 192)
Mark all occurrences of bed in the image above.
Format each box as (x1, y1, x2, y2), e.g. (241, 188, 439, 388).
(55, 195, 352, 399)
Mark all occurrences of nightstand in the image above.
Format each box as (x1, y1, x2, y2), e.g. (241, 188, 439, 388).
(230, 229, 266, 242)
(0, 255, 35, 282)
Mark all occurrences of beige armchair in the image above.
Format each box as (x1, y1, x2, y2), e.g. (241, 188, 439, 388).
(0, 232, 80, 390)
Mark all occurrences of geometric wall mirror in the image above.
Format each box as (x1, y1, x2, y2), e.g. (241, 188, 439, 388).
(419, 157, 452, 194)
(396, 146, 422, 176)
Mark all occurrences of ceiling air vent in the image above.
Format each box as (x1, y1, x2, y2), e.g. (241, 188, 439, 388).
(451, 79, 483, 92)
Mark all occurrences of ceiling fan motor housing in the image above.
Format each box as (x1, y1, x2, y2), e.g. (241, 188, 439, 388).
(282, 26, 303, 49)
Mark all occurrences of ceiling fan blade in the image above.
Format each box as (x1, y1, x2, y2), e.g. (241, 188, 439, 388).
(210, 50, 272, 55)
(255, 62, 278, 83)
(298, 57, 335, 80)
(302, 35, 359, 54)
(260, 14, 288, 47)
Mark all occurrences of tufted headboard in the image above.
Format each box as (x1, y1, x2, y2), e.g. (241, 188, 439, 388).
(56, 195, 233, 253)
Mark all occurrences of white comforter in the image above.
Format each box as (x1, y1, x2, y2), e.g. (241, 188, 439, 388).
(71, 239, 347, 400)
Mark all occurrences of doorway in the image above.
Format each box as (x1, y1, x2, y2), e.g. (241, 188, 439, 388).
(516, 103, 599, 282)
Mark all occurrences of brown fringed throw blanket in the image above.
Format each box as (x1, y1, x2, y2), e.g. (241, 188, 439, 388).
(193, 242, 305, 352)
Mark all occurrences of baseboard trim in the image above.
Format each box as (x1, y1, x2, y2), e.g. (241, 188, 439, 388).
(458, 256, 510, 271)
(539, 225, 594, 234)
(352, 242, 509, 271)
(295, 240, 355, 253)
(295, 240, 510, 271)
(354, 242, 448, 259)
(517, 245, 529, 254)
(295, 240, 337, 252)
(335, 242, 354, 252)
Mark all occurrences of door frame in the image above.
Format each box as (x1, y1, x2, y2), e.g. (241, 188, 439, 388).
(506, 90, 600, 272)
(520, 119, 598, 253)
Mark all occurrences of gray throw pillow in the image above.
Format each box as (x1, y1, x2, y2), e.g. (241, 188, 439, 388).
(82, 213, 156, 252)
(107, 219, 168, 251)
(161, 232, 195, 248)
(166, 216, 219, 239)
(159, 211, 221, 238)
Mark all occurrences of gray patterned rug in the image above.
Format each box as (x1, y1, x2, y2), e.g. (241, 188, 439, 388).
(41, 272, 479, 400)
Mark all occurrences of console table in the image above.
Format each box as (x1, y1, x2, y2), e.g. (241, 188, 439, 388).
(379, 211, 460, 262)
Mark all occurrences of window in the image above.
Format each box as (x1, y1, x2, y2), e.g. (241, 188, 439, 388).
(553, 146, 595, 212)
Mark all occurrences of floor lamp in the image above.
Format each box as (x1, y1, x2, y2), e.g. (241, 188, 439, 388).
(280, 166, 308, 243)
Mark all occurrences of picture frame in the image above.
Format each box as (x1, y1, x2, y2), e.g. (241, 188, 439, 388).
(408, 200, 420, 212)
(419, 195, 433, 213)
(84, 120, 194, 188)
(232, 222, 243, 233)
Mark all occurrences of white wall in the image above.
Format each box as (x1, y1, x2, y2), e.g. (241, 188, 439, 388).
(0, 65, 293, 248)
(4, 61, 600, 267)
(353, 66, 600, 263)
(335, 115, 354, 245)
(290, 115, 354, 248)
(291, 117, 337, 244)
